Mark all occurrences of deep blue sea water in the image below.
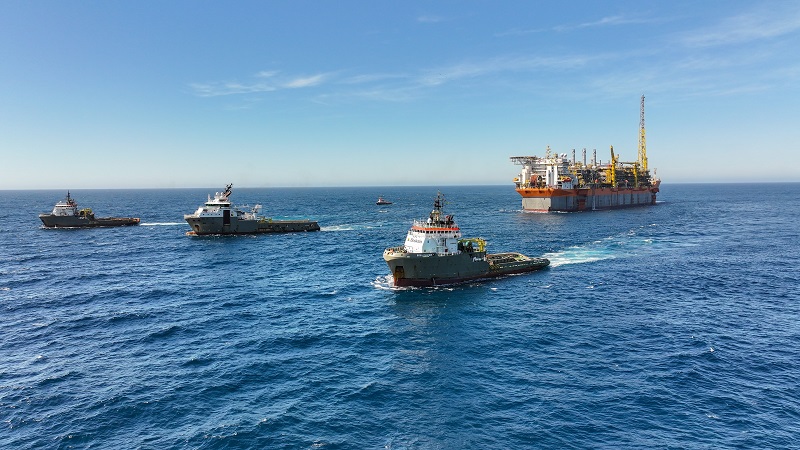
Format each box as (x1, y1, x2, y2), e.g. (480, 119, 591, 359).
(2, 184, 799, 449)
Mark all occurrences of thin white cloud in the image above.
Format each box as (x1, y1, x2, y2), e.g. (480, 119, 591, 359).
(417, 62, 489, 86)
(499, 14, 657, 36)
(190, 71, 332, 96)
(770, 63, 800, 81)
(342, 73, 407, 85)
(189, 82, 276, 97)
(554, 15, 654, 32)
(327, 54, 603, 102)
(679, 7, 800, 47)
(189, 8, 800, 108)
(495, 27, 545, 37)
(602, 7, 800, 98)
(417, 54, 597, 86)
(283, 74, 328, 88)
(322, 86, 422, 103)
(191, 53, 605, 101)
(584, 50, 779, 101)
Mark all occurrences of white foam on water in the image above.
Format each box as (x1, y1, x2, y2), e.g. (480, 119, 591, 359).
(372, 274, 419, 291)
(544, 233, 648, 267)
(372, 274, 398, 290)
(543, 244, 617, 267)
(322, 223, 389, 232)
(321, 224, 356, 232)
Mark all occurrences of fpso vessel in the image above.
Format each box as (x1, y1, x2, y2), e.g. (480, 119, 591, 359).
(383, 192, 549, 287)
(184, 184, 320, 235)
(511, 95, 660, 212)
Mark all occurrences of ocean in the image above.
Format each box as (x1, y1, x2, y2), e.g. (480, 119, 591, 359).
(1, 183, 799, 449)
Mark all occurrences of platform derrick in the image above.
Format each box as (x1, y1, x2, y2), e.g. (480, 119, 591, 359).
(605, 95, 657, 190)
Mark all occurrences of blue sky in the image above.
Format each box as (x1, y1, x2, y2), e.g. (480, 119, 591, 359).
(2, 1, 799, 189)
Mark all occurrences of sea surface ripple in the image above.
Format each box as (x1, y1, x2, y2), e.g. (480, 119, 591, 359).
(1, 184, 799, 449)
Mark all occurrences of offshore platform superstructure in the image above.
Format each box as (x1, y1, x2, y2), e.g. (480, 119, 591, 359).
(511, 95, 660, 212)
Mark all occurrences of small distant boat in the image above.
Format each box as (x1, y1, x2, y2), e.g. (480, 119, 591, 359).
(376, 196, 392, 205)
(39, 191, 140, 228)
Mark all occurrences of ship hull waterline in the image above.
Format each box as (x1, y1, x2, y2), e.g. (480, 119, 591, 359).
(516, 186, 658, 212)
(39, 215, 140, 228)
(185, 217, 320, 235)
(384, 251, 550, 287)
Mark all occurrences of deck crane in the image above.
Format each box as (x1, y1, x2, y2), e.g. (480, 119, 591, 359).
(638, 95, 648, 172)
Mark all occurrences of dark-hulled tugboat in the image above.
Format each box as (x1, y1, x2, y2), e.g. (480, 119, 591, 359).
(383, 192, 549, 287)
(184, 184, 320, 235)
(39, 192, 140, 228)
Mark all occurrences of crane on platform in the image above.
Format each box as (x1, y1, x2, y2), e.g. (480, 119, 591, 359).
(638, 95, 648, 172)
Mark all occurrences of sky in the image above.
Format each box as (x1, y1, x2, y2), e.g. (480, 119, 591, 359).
(2, 1, 799, 189)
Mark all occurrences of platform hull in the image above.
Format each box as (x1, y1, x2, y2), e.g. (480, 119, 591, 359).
(185, 216, 320, 235)
(39, 214, 140, 228)
(516, 187, 658, 212)
(384, 251, 549, 287)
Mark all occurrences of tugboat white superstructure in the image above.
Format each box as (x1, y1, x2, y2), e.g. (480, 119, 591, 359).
(184, 184, 320, 235)
(39, 192, 140, 228)
(383, 192, 549, 287)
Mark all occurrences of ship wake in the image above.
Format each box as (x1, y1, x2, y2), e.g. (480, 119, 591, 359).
(543, 244, 617, 267)
(544, 227, 659, 267)
(321, 222, 391, 232)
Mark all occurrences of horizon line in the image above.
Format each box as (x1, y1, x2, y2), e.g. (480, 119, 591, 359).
(2, 180, 800, 192)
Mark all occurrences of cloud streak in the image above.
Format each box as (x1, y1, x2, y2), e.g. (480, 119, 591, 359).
(678, 6, 800, 47)
(554, 14, 657, 32)
(190, 72, 334, 97)
(190, 52, 611, 102)
(190, 5, 800, 106)
(189, 81, 276, 97)
(417, 54, 597, 86)
(498, 14, 657, 36)
(283, 74, 328, 88)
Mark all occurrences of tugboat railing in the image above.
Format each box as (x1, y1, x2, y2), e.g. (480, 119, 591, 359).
(411, 219, 458, 229)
